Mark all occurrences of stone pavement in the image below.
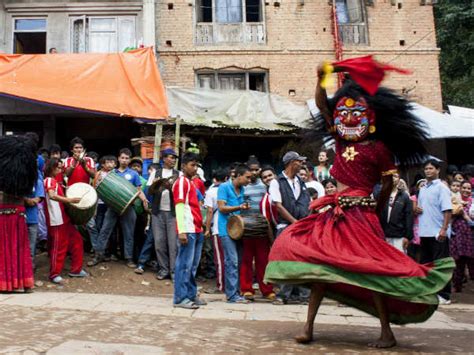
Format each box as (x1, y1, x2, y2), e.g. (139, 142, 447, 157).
(0, 292, 472, 331)
(1, 292, 473, 353)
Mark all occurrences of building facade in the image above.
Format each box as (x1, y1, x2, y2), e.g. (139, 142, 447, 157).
(0, 0, 147, 55)
(0, 0, 152, 153)
(157, 0, 442, 111)
(0, 0, 444, 162)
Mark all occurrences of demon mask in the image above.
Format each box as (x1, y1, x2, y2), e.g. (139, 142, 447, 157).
(333, 96, 375, 142)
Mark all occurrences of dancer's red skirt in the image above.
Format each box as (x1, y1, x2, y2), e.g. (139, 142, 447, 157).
(264, 189, 453, 324)
(0, 204, 34, 291)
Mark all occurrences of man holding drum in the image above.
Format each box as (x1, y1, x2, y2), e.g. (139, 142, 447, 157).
(90, 148, 148, 268)
(217, 164, 252, 303)
(64, 137, 96, 186)
(44, 158, 87, 284)
(63, 137, 98, 251)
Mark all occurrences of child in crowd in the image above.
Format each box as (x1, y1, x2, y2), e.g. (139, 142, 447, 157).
(312, 179, 338, 214)
(322, 178, 337, 196)
(172, 153, 206, 309)
(43, 158, 88, 284)
(450, 180, 464, 216)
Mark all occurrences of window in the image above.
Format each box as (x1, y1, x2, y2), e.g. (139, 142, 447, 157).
(195, 0, 265, 44)
(70, 16, 136, 53)
(335, 0, 363, 23)
(335, 0, 368, 45)
(198, 0, 213, 22)
(196, 70, 267, 92)
(198, 0, 262, 23)
(13, 18, 47, 54)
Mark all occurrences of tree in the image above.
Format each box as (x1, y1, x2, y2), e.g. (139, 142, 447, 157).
(434, 0, 474, 109)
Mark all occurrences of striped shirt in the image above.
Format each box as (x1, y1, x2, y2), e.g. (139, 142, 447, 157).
(172, 176, 203, 234)
(260, 192, 278, 226)
(44, 177, 69, 227)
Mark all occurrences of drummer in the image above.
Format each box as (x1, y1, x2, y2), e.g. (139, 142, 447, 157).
(63, 137, 96, 186)
(43, 158, 88, 284)
(217, 164, 252, 303)
(240, 157, 275, 301)
(63, 137, 98, 252)
(89, 148, 148, 268)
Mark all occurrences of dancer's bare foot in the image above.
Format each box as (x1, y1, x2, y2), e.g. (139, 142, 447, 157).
(368, 335, 397, 348)
(294, 325, 313, 344)
(294, 332, 313, 344)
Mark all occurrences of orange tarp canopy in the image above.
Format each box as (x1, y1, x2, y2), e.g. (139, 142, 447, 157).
(0, 47, 168, 120)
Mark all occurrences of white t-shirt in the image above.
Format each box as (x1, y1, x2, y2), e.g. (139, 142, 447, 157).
(159, 168, 174, 211)
(305, 180, 325, 199)
(203, 185, 219, 235)
(387, 190, 398, 222)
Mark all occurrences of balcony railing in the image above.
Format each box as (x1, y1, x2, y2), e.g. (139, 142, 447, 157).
(195, 23, 266, 45)
(338, 23, 368, 45)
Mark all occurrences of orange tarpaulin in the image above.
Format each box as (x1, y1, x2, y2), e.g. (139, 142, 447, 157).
(0, 47, 168, 120)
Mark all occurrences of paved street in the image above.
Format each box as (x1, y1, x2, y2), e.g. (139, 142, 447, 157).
(1, 292, 473, 353)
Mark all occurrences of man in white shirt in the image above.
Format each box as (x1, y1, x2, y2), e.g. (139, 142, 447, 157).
(204, 168, 227, 293)
(269, 151, 311, 305)
(149, 149, 180, 280)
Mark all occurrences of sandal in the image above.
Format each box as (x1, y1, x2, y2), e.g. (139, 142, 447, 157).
(192, 297, 208, 306)
(173, 298, 199, 309)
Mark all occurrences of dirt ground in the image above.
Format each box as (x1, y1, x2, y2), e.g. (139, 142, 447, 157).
(33, 249, 474, 306)
(34, 250, 214, 297)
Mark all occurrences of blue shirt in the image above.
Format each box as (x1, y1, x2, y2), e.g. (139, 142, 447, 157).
(418, 179, 452, 237)
(244, 180, 266, 213)
(217, 180, 244, 237)
(25, 173, 45, 224)
(115, 167, 141, 187)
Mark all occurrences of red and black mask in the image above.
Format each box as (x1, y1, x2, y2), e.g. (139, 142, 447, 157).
(333, 96, 375, 142)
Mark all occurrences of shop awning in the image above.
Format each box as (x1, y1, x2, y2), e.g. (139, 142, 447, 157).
(167, 87, 310, 131)
(0, 47, 168, 120)
(410, 103, 474, 139)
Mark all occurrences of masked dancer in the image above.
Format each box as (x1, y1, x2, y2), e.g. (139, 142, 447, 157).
(264, 56, 454, 348)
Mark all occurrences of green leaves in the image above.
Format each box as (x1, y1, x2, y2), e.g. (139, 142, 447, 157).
(434, 0, 474, 108)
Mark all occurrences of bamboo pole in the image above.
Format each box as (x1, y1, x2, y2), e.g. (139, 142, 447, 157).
(174, 117, 181, 169)
(153, 122, 163, 163)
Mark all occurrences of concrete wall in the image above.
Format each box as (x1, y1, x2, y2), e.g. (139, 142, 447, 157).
(157, 0, 442, 110)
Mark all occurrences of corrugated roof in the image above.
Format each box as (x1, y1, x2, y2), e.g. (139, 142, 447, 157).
(166, 87, 310, 131)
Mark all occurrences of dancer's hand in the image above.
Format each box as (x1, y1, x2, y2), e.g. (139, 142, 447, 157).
(316, 64, 325, 80)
